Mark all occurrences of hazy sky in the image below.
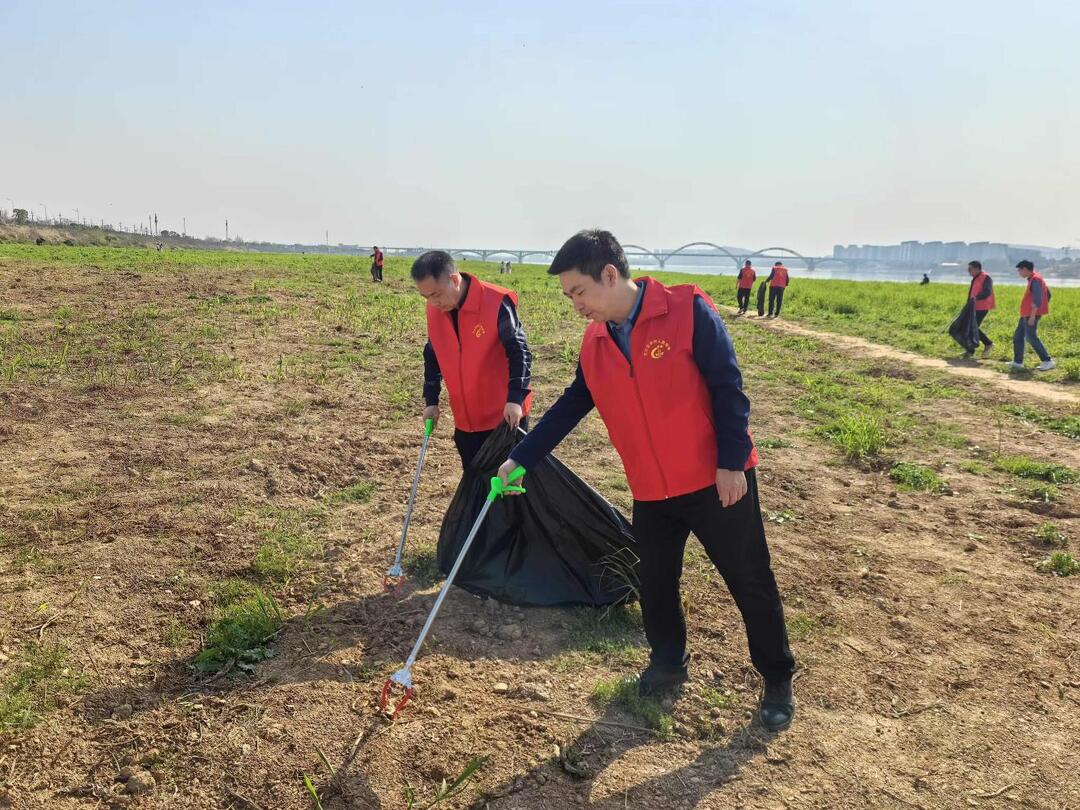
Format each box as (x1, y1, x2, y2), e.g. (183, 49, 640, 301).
(2, 1, 1078, 253)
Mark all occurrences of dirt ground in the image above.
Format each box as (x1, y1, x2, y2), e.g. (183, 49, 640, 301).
(0, 257, 1078, 809)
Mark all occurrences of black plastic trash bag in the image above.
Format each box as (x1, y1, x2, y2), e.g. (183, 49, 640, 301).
(756, 281, 767, 316)
(948, 299, 979, 353)
(437, 424, 638, 607)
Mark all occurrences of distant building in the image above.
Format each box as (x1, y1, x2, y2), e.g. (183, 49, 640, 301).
(832, 240, 1043, 267)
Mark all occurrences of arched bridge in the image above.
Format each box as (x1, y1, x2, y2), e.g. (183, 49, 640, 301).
(382, 244, 874, 272)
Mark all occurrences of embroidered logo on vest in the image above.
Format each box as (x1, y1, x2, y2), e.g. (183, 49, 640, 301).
(644, 338, 671, 360)
(472, 324, 486, 338)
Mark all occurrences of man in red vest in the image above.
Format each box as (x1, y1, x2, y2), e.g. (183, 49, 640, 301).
(735, 260, 756, 315)
(965, 260, 996, 359)
(370, 246, 384, 283)
(413, 251, 533, 466)
(1008, 260, 1055, 372)
(497, 230, 796, 732)
(766, 261, 789, 318)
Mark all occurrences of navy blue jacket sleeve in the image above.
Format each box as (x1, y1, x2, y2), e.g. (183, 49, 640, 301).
(1030, 278, 1045, 309)
(691, 296, 754, 471)
(422, 341, 442, 406)
(497, 296, 532, 405)
(508, 362, 594, 470)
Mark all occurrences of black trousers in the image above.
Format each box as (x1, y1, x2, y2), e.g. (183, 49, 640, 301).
(767, 287, 785, 316)
(631, 470, 795, 683)
(371, 264, 383, 282)
(453, 418, 529, 469)
(736, 288, 751, 312)
(974, 309, 992, 347)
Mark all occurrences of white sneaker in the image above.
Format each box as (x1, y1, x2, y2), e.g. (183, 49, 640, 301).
(1007, 361, 1026, 371)
(1036, 359, 1057, 372)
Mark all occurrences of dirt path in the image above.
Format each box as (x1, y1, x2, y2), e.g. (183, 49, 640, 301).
(730, 311, 1079, 406)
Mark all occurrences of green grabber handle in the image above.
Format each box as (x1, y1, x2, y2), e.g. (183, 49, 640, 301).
(424, 417, 435, 437)
(488, 465, 526, 501)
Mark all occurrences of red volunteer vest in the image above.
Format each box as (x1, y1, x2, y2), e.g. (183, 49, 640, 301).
(770, 266, 789, 288)
(1020, 272, 1049, 317)
(374, 250, 384, 267)
(579, 278, 758, 502)
(737, 267, 757, 289)
(969, 272, 995, 312)
(427, 275, 532, 432)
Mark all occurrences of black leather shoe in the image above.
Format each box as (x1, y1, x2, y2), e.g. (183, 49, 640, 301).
(633, 656, 690, 696)
(759, 679, 795, 731)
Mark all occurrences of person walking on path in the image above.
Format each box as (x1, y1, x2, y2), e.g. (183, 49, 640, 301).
(1008, 260, 1056, 372)
(766, 262, 789, 318)
(965, 260, 995, 358)
(413, 250, 533, 467)
(496, 229, 796, 732)
(370, 246, 385, 282)
(736, 260, 756, 315)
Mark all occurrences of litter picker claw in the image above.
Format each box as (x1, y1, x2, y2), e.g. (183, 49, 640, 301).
(384, 418, 435, 591)
(380, 465, 526, 715)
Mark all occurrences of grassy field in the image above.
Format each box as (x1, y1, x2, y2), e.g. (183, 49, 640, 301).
(685, 273, 1080, 382)
(0, 244, 1077, 808)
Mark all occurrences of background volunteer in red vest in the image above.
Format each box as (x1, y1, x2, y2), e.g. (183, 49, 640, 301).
(412, 250, 534, 467)
(766, 261, 789, 318)
(496, 230, 796, 733)
(736, 260, 756, 315)
(370, 246, 384, 283)
(965, 260, 995, 359)
(1009, 259, 1056, 372)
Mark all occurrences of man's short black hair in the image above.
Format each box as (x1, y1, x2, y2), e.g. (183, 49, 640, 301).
(744, 260, 752, 265)
(1015, 259, 1034, 271)
(968, 260, 982, 270)
(411, 250, 457, 282)
(548, 229, 629, 281)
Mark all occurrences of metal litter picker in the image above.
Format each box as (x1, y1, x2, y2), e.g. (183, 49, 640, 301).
(380, 465, 526, 715)
(384, 417, 435, 591)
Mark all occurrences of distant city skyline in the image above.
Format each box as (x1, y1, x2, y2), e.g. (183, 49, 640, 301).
(2, 1, 1078, 253)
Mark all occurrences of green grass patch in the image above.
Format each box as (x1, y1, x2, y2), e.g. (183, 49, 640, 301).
(1035, 551, 1080, 577)
(330, 481, 376, 504)
(195, 586, 284, 674)
(701, 686, 739, 710)
(786, 614, 822, 642)
(590, 677, 673, 736)
(890, 462, 947, 493)
(564, 605, 647, 664)
(959, 460, 989, 475)
(209, 577, 261, 606)
(0, 643, 87, 732)
(160, 407, 209, 427)
(1023, 482, 1062, 503)
(250, 510, 324, 583)
(819, 413, 887, 459)
(163, 620, 191, 648)
(1002, 405, 1080, 440)
(993, 455, 1078, 484)
(1035, 522, 1068, 547)
(403, 547, 442, 588)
